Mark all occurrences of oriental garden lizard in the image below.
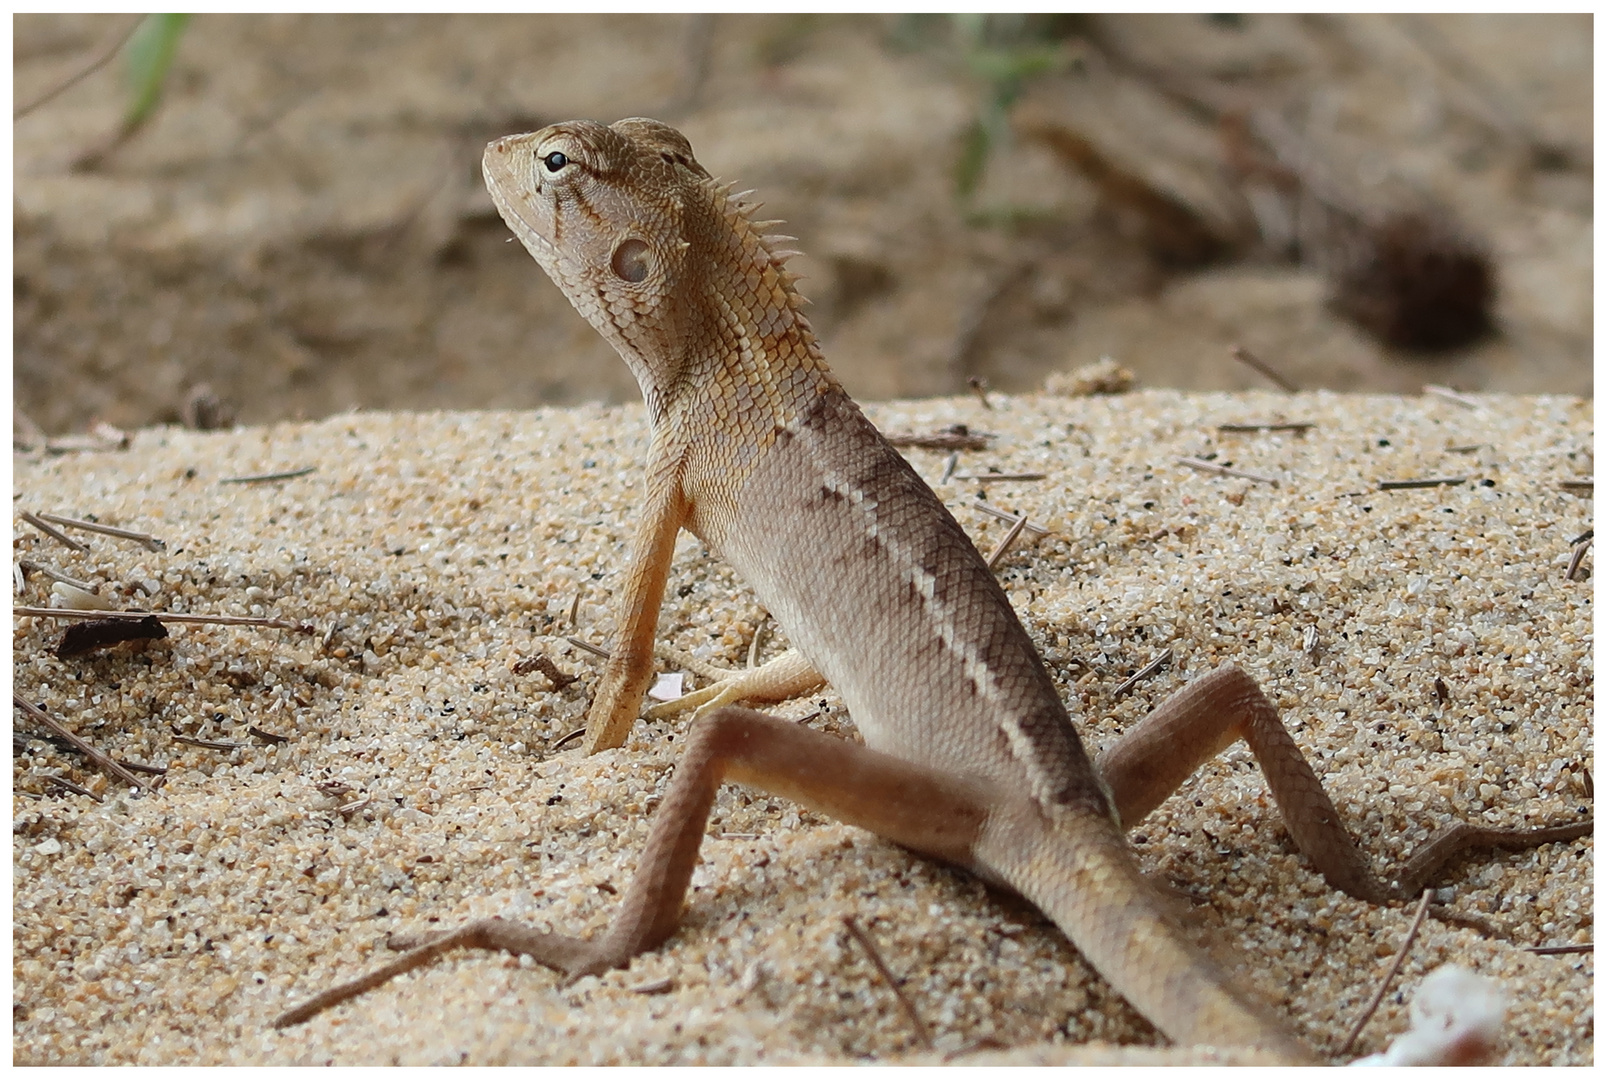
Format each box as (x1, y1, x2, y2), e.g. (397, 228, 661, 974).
(275, 118, 1590, 1061)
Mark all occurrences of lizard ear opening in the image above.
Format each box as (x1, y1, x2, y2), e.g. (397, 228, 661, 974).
(611, 238, 652, 284)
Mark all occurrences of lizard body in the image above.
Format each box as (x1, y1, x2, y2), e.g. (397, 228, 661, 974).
(483, 119, 1289, 1050)
(276, 118, 1590, 1059)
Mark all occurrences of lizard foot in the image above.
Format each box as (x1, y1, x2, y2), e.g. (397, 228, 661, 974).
(271, 917, 612, 1029)
(646, 646, 822, 721)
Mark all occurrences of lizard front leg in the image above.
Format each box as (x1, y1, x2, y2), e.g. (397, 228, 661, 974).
(582, 466, 690, 754)
(273, 706, 994, 1029)
(1094, 663, 1592, 904)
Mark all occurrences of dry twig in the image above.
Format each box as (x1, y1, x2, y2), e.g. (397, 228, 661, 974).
(13, 606, 310, 631)
(969, 500, 1050, 538)
(19, 511, 89, 552)
(1377, 477, 1467, 491)
(1176, 456, 1279, 486)
(953, 471, 1047, 483)
(984, 513, 1031, 570)
(1217, 421, 1315, 434)
(550, 727, 587, 751)
(13, 694, 148, 790)
(1524, 943, 1591, 956)
(35, 511, 164, 550)
(1337, 887, 1435, 1057)
(114, 759, 168, 777)
(172, 733, 244, 750)
(842, 916, 934, 1051)
(42, 773, 103, 801)
(16, 561, 96, 590)
(1230, 345, 1299, 393)
(219, 466, 317, 485)
(14, 15, 145, 119)
(564, 636, 611, 659)
(1112, 650, 1173, 699)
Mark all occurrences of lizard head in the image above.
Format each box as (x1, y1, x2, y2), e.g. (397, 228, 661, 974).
(483, 118, 720, 409)
(485, 118, 826, 422)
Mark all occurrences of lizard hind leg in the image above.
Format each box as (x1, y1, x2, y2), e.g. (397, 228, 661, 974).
(273, 705, 991, 1030)
(271, 920, 601, 1029)
(1093, 663, 1591, 904)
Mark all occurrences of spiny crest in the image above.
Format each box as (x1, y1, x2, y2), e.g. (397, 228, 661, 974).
(706, 172, 812, 310)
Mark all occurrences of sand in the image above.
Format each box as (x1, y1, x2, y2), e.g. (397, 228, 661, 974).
(12, 389, 1593, 1064)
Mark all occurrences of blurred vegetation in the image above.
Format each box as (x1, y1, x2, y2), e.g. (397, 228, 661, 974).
(891, 15, 1083, 204)
(73, 13, 191, 170)
(124, 14, 192, 130)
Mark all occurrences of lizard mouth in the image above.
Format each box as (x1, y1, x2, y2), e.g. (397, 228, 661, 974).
(486, 180, 558, 259)
(483, 138, 560, 257)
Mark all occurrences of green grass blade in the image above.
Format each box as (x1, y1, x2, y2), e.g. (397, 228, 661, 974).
(123, 14, 191, 127)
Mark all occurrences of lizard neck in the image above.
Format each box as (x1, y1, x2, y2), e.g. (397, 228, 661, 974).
(644, 177, 840, 439)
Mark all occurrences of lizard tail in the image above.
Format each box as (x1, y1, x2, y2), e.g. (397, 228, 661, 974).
(995, 806, 1317, 1062)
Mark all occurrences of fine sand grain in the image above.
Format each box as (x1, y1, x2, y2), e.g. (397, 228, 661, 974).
(13, 390, 1592, 1064)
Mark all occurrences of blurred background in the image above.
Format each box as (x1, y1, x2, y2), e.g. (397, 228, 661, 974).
(13, 13, 1593, 437)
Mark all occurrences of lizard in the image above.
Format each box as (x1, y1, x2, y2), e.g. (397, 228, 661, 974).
(274, 118, 1591, 1059)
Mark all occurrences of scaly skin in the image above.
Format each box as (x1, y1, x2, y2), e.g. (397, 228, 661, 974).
(481, 117, 1311, 1058)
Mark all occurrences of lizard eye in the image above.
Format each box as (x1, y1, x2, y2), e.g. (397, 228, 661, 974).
(541, 151, 569, 173)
